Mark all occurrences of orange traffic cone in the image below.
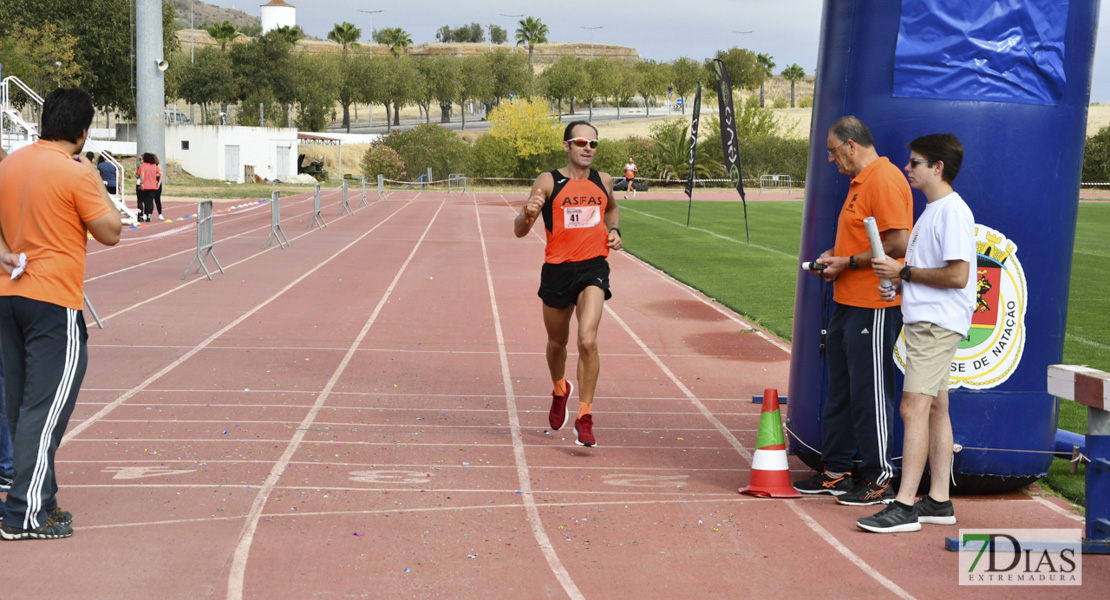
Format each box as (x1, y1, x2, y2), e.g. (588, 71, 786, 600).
(739, 388, 800, 498)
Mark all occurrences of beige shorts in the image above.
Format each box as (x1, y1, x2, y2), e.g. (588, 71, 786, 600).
(902, 322, 964, 396)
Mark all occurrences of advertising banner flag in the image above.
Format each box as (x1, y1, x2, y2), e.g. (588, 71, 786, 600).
(714, 58, 749, 242)
(685, 82, 702, 225)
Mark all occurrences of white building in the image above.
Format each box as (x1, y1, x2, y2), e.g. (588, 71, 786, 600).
(260, 0, 296, 35)
(166, 125, 298, 183)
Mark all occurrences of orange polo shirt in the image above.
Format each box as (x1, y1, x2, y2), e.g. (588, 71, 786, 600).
(832, 156, 913, 309)
(0, 141, 110, 309)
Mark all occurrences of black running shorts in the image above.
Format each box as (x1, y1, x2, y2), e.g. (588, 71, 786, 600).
(538, 256, 612, 309)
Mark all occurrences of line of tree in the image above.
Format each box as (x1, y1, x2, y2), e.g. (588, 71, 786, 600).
(0, 5, 812, 131)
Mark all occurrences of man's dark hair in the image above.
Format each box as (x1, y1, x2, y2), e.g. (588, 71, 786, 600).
(40, 88, 95, 143)
(563, 120, 598, 141)
(908, 133, 964, 184)
(829, 115, 874, 148)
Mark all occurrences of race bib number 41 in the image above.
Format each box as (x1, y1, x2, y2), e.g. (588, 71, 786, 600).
(564, 206, 601, 229)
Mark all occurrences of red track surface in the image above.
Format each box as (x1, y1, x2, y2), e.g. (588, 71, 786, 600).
(2, 187, 1103, 599)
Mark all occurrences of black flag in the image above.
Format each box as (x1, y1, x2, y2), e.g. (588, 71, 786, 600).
(685, 82, 702, 225)
(713, 59, 749, 243)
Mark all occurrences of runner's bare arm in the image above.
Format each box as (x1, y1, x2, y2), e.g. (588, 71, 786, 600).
(515, 172, 552, 238)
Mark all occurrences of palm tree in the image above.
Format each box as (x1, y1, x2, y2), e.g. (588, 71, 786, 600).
(756, 53, 776, 107)
(377, 27, 412, 57)
(206, 21, 239, 51)
(328, 21, 362, 52)
(781, 63, 806, 108)
(273, 25, 304, 46)
(654, 123, 721, 182)
(514, 17, 548, 68)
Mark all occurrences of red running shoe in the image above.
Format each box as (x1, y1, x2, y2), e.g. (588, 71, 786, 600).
(549, 380, 573, 430)
(574, 413, 596, 447)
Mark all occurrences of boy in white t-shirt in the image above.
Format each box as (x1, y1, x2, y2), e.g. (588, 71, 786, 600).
(858, 133, 976, 534)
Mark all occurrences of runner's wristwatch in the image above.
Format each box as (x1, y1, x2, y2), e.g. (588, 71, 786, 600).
(900, 265, 912, 281)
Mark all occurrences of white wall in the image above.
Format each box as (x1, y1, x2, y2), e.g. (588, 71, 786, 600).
(166, 125, 298, 183)
(261, 6, 296, 34)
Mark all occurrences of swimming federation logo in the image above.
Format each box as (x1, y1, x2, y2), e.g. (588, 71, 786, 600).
(895, 224, 1027, 389)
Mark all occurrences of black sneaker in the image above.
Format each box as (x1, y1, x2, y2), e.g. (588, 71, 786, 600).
(50, 507, 74, 527)
(913, 496, 956, 525)
(0, 517, 74, 540)
(857, 501, 921, 533)
(836, 479, 894, 506)
(793, 471, 853, 496)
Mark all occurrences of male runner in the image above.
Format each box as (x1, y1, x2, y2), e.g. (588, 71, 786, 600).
(514, 120, 622, 447)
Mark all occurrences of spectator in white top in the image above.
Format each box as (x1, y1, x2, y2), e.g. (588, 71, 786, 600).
(858, 133, 977, 534)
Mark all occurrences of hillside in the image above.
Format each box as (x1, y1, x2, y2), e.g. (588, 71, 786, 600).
(166, 0, 259, 31)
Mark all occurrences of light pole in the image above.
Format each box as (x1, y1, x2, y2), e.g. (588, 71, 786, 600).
(501, 13, 523, 52)
(358, 9, 383, 59)
(580, 25, 604, 58)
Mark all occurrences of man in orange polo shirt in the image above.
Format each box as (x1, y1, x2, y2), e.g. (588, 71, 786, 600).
(514, 120, 622, 447)
(792, 116, 912, 505)
(0, 88, 122, 540)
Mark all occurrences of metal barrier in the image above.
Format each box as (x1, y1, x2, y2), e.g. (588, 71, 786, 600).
(1046, 364, 1110, 554)
(263, 191, 290, 249)
(306, 183, 327, 230)
(448, 173, 468, 196)
(377, 174, 385, 200)
(759, 174, 793, 194)
(337, 179, 354, 216)
(182, 200, 225, 280)
(356, 177, 371, 208)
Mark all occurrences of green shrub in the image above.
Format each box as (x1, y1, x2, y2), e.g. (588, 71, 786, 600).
(594, 136, 658, 180)
(467, 134, 517, 179)
(798, 95, 814, 108)
(380, 123, 469, 181)
(1082, 125, 1110, 183)
(772, 97, 789, 109)
(360, 143, 407, 181)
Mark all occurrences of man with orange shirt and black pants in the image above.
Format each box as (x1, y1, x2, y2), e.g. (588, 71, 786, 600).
(0, 88, 122, 540)
(515, 120, 622, 447)
(793, 116, 912, 505)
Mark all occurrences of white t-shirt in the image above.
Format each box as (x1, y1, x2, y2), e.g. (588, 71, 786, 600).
(902, 191, 977, 334)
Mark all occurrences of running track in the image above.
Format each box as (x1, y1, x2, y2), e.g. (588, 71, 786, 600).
(2, 188, 1103, 599)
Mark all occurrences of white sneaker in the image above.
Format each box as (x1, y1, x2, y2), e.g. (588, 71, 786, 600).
(632, 191, 636, 197)
(623, 194, 628, 199)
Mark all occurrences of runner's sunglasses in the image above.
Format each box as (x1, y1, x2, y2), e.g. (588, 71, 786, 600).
(567, 138, 599, 148)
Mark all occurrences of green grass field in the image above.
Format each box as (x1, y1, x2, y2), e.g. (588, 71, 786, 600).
(621, 198, 1109, 507)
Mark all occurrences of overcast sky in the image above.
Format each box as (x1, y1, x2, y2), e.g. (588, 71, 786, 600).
(205, 0, 1110, 103)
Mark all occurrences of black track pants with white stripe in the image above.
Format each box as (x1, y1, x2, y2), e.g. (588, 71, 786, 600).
(820, 302, 901, 485)
(0, 297, 87, 531)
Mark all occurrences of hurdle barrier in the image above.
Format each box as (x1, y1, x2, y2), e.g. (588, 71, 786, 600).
(337, 179, 354, 216)
(182, 199, 225, 280)
(448, 173, 468, 196)
(356, 177, 371, 209)
(306, 183, 328, 230)
(263, 190, 290, 249)
(1046, 364, 1110, 554)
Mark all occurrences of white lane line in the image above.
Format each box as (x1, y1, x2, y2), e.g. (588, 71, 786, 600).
(63, 200, 411, 444)
(603, 307, 753, 462)
(1066, 333, 1110, 351)
(88, 194, 373, 323)
(620, 204, 796, 259)
(474, 197, 586, 600)
(227, 199, 447, 600)
(1031, 495, 1085, 522)
(495, 197, 910, 596)
(785, 500, 918, 600)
